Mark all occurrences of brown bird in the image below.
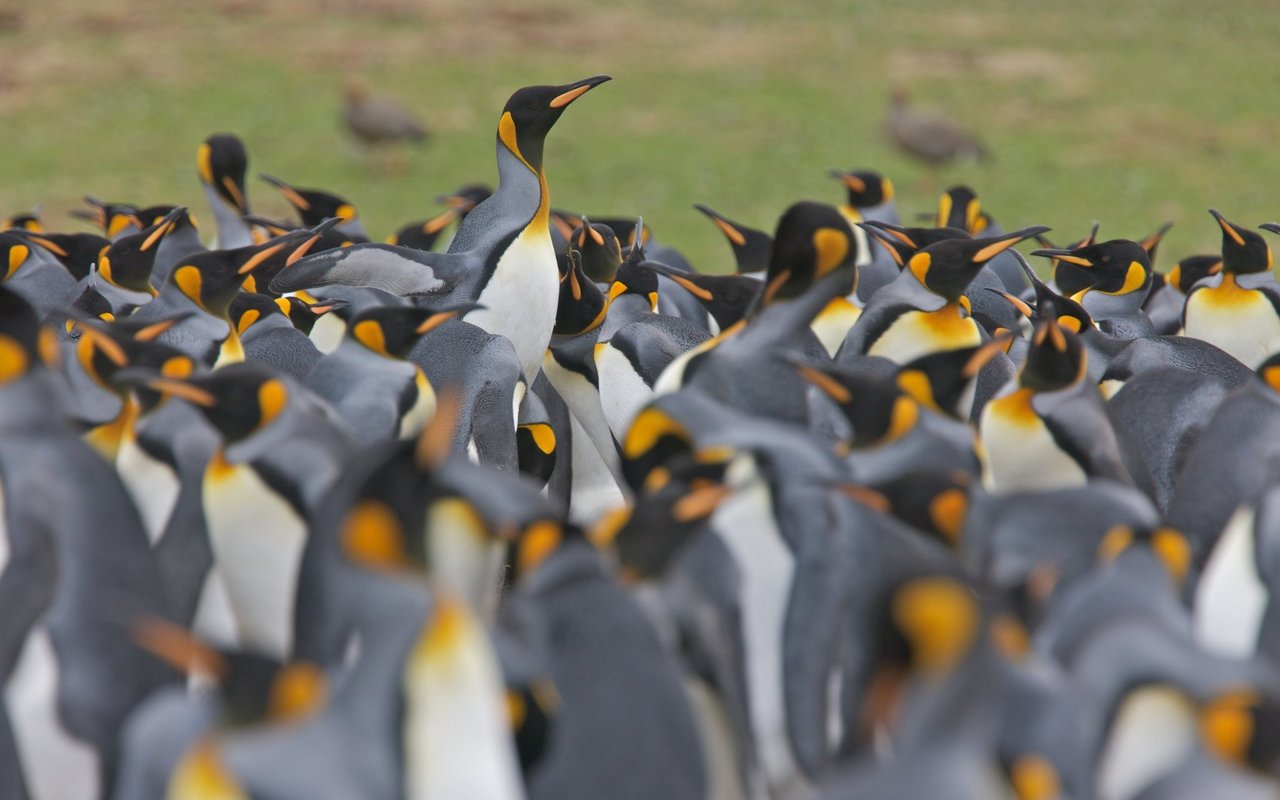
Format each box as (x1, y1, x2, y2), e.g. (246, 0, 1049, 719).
(342, 81, 429, 149)
(885, 87, 989, 168)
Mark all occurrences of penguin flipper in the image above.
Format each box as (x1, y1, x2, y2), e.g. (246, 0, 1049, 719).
(269, 244, 469, 297)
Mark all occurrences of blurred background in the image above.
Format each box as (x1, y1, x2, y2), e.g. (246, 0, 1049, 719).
(2, 0, 1278, 270)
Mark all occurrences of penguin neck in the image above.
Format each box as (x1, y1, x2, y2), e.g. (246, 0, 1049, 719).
(203, 184, 252, 250)
(84, 394, 140, 461)
(496, 139, 550, 239)
(214, 324, 245, 368)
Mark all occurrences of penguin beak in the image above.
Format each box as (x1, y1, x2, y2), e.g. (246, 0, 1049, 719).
(260, 174, 311, 212)
(132, 617, 227, 679)
(671, 483, 733, 523)
(1030, 248, 1091, 267)
(238, 240, 290, 275)
(139, 206, 187, 252)
(135, 374, 217, 407)
(415, 303, 483, 334)
(421, 208, 456, 235)
(694, 204, 749, 247)
(1259, 223, 1280, 237)
(285, 218, 341, 267)
(1209, 208, 1247, 246)
(1141, 221, 1173, 253)
(827, 170, 866, 193)
(972, 226, 1051, 264)
(548, 74, 612, 108)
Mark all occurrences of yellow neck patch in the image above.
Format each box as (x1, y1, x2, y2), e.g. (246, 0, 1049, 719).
(812, 228, 850, 276)
(522, 422, 556, 455)
(908, 251, 931, 287)
(624, 408, 690, 459)
(7, 244, 29, 279)
(892, 576, 978, 676)
(268, 663, 327, 722)
(1010, 754, 1060, 800)
(1200, 689, 1258, 764)
(258, 378, 287, 427)
(352, 319, 390, 357)
(896, 369, 938, 411)
(928, 488, 967, 543)
(0, 335, 29, 383)
(518, 520, 563, 575)
(341, 499, 408, 570)
(168, 740, 246, 800)
(174, 265, 204, 308)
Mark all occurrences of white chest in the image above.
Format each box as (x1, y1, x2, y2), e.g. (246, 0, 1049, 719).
(595, 342, 654, 441)
(467, 229, 560, 380)
(202, 460, 308, 659)
(979, 391, 1087, 492)
(1194, 505, 1267, 658)
(1184, 288, 1280, 367)
(116, 435, 181, 545)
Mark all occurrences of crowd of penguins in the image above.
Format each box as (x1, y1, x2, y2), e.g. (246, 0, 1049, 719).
(2, 73, 1280, 800)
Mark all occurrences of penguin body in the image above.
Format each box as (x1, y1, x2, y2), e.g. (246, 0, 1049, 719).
(197, 133, 254, 249)
(272, 76, 612, 381)
(231, 293, 324, 381)
(596, 314, 711, 441)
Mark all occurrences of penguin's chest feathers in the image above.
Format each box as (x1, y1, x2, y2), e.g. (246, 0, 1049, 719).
(1184, 279, 1280, 367)
(812, 297, 862, 357)
(203, 456, 307, 658)
(979, 387, 1086, 492)
(468, 227, 560, 376)
(870, 303, 980, 364)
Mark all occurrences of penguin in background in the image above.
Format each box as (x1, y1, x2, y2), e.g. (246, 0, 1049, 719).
(304, 303, 476, 446)
(933, 185, 1029, 295)
(1145, 252, 1220, 335)
(135, 204, 208, 288)
(387, 183, 494, 251)
(0, 287, 179, 799)
(828, 168, 900, 302)
(131, 225, 328, 366)
(4, 227, 109, 284)
(71, 197, 143, 241)
(138, 363, 354, 658)
(1181, 209, 1280, 367)
(271, 75, 614, 382)
(0, 229, 80, 319)
(1032, 238, 1155, 339)
(693, 203, 773, 276)
(85, 206, 187, 311)
(978, 311, 1135, 493)
(197, 133, 256, 249)
(228, 291, 332, 382)
(841, 224, 1048, 365)
(632, 258, 763, 336)
(259, 173, 370, 240)
(569, 215, 625, 284)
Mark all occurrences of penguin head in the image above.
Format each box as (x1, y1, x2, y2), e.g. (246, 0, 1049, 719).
(348, 303, 480, 359)
(73, 197, 143, 239)
(439, 183, 494, 216)
(607, 255, 661, 313)
(1032, 239, 1152, 304)
(554, 250, 608, 336)
(863, 469, 972, 549)
(260, 174, 358, 229)
(1095, 524, 1193, 589)
(389, 209, 456, 250)
(1200, 688, 1280, 776)
(97, 206, 185, 294)
(896, 337, 1012, 421)
(828, 168, 894, 209)
(1256, 352, 1280, 394)
(169, 233, 312, 315)
(693, 203, 773, 273)
(1210, 209, 1272, 274)
(935, 185, 985, 234)
(595, 451, 733, 580)
(621, 404, 696, 492)
(762, 200, 858, 304)
(279, 295, 346, 336)
(238, 217, 344, 295)
(792, 359, 921, 449)
(907, 225, 1050, 303)
(197, 133, 250, 214)
(0, 286, 49, 384)
(70, 283, 115, 322)
(509, 518, 581, 583)
(144, 362, 291, 442)
(497, 75, 612, 172)
(77, 314, 191, 397)
(1004, 248, 1095, 335)
(1020, 312, 1085, 392)
(7, 230, 108, 282)
(337, 442, 434, 574)
(133, 620, 326, 728)
(2, 211, 42, 233)
(1166, 254, 1222, 294)
(229, 291, 286, 336)
(858, 570, 984, 739)
(0, 231, 37, 281)
(859, 220, 969, 270)
(569, 215, 624, 284)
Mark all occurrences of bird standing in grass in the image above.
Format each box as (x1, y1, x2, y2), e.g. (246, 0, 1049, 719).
(342, 81, 429, 171)
(886, 87, 989, 181)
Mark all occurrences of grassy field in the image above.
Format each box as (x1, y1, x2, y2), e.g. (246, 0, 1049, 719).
(3, 0, 1279, 271)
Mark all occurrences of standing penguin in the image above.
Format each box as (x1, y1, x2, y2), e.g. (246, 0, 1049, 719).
(196, 133, 255, 249)
(978, 312, 1134, 492)
(0, 287, 178, 799)
(271, 75, 613, 381)
(1181, 209, 1280, 367)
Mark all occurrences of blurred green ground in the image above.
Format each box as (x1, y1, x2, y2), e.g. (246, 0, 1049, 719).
(2, 0, 1279, 271)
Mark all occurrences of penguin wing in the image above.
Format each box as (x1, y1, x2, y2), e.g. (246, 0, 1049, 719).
(1035, 388, 1134, 485)
(269, 244, 471, 298)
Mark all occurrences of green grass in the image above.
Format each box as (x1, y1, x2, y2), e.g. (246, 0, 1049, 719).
(3, 0, 1280, 271)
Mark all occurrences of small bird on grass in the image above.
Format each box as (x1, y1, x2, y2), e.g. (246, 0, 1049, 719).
(885, 86, 990, 185)
(342, 81, 429, 172)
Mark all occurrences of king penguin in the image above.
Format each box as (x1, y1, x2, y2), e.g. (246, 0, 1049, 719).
(270, 75, 613, 381)
(197, 133, 255, 249)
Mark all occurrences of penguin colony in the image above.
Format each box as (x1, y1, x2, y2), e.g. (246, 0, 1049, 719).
(2, 74, 1280, 800)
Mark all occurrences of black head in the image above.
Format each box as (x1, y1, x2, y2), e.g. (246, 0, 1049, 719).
(8, 231, 107, 281)
(870, 469, 972, 548)
(620, 404, 696, 493)
(828, 169, 895, 209)
(693, 204, 773, 273)
(607, 255, 661, 312)
(86, 318, 196, 408)
(1032, 239, 1152, 301)
(793, 360, 920, 448)
(280, 295, 345, 335)
(439, 183, 494, 217)
(2, 212, 42, 233)
(859, 220, 970, 269)
(0, 286, 44, 384)
(763, 200, 858, 303)
(349, 303, 479, 359)
(73, 197, 143, 238)
(390, 209, 456, 251)
(497, 76, 611, 172)
(1020, 311, 1085, 392)
(895, 341, 1008, 421)
(197, 133, 250, 213)
(936, 185, 984, 233)
(98, 206, 185, 293)
(147, 362, 290, 442)
(569, 216, 623, 284)
(229, 291, 286, 336)
(1211, 209, 1271, 274)
(1166, 254, 1222, 294)
(907, 226, 1050, 303)
(554, 250, 607, 336)
(260, 174, 357, 228)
